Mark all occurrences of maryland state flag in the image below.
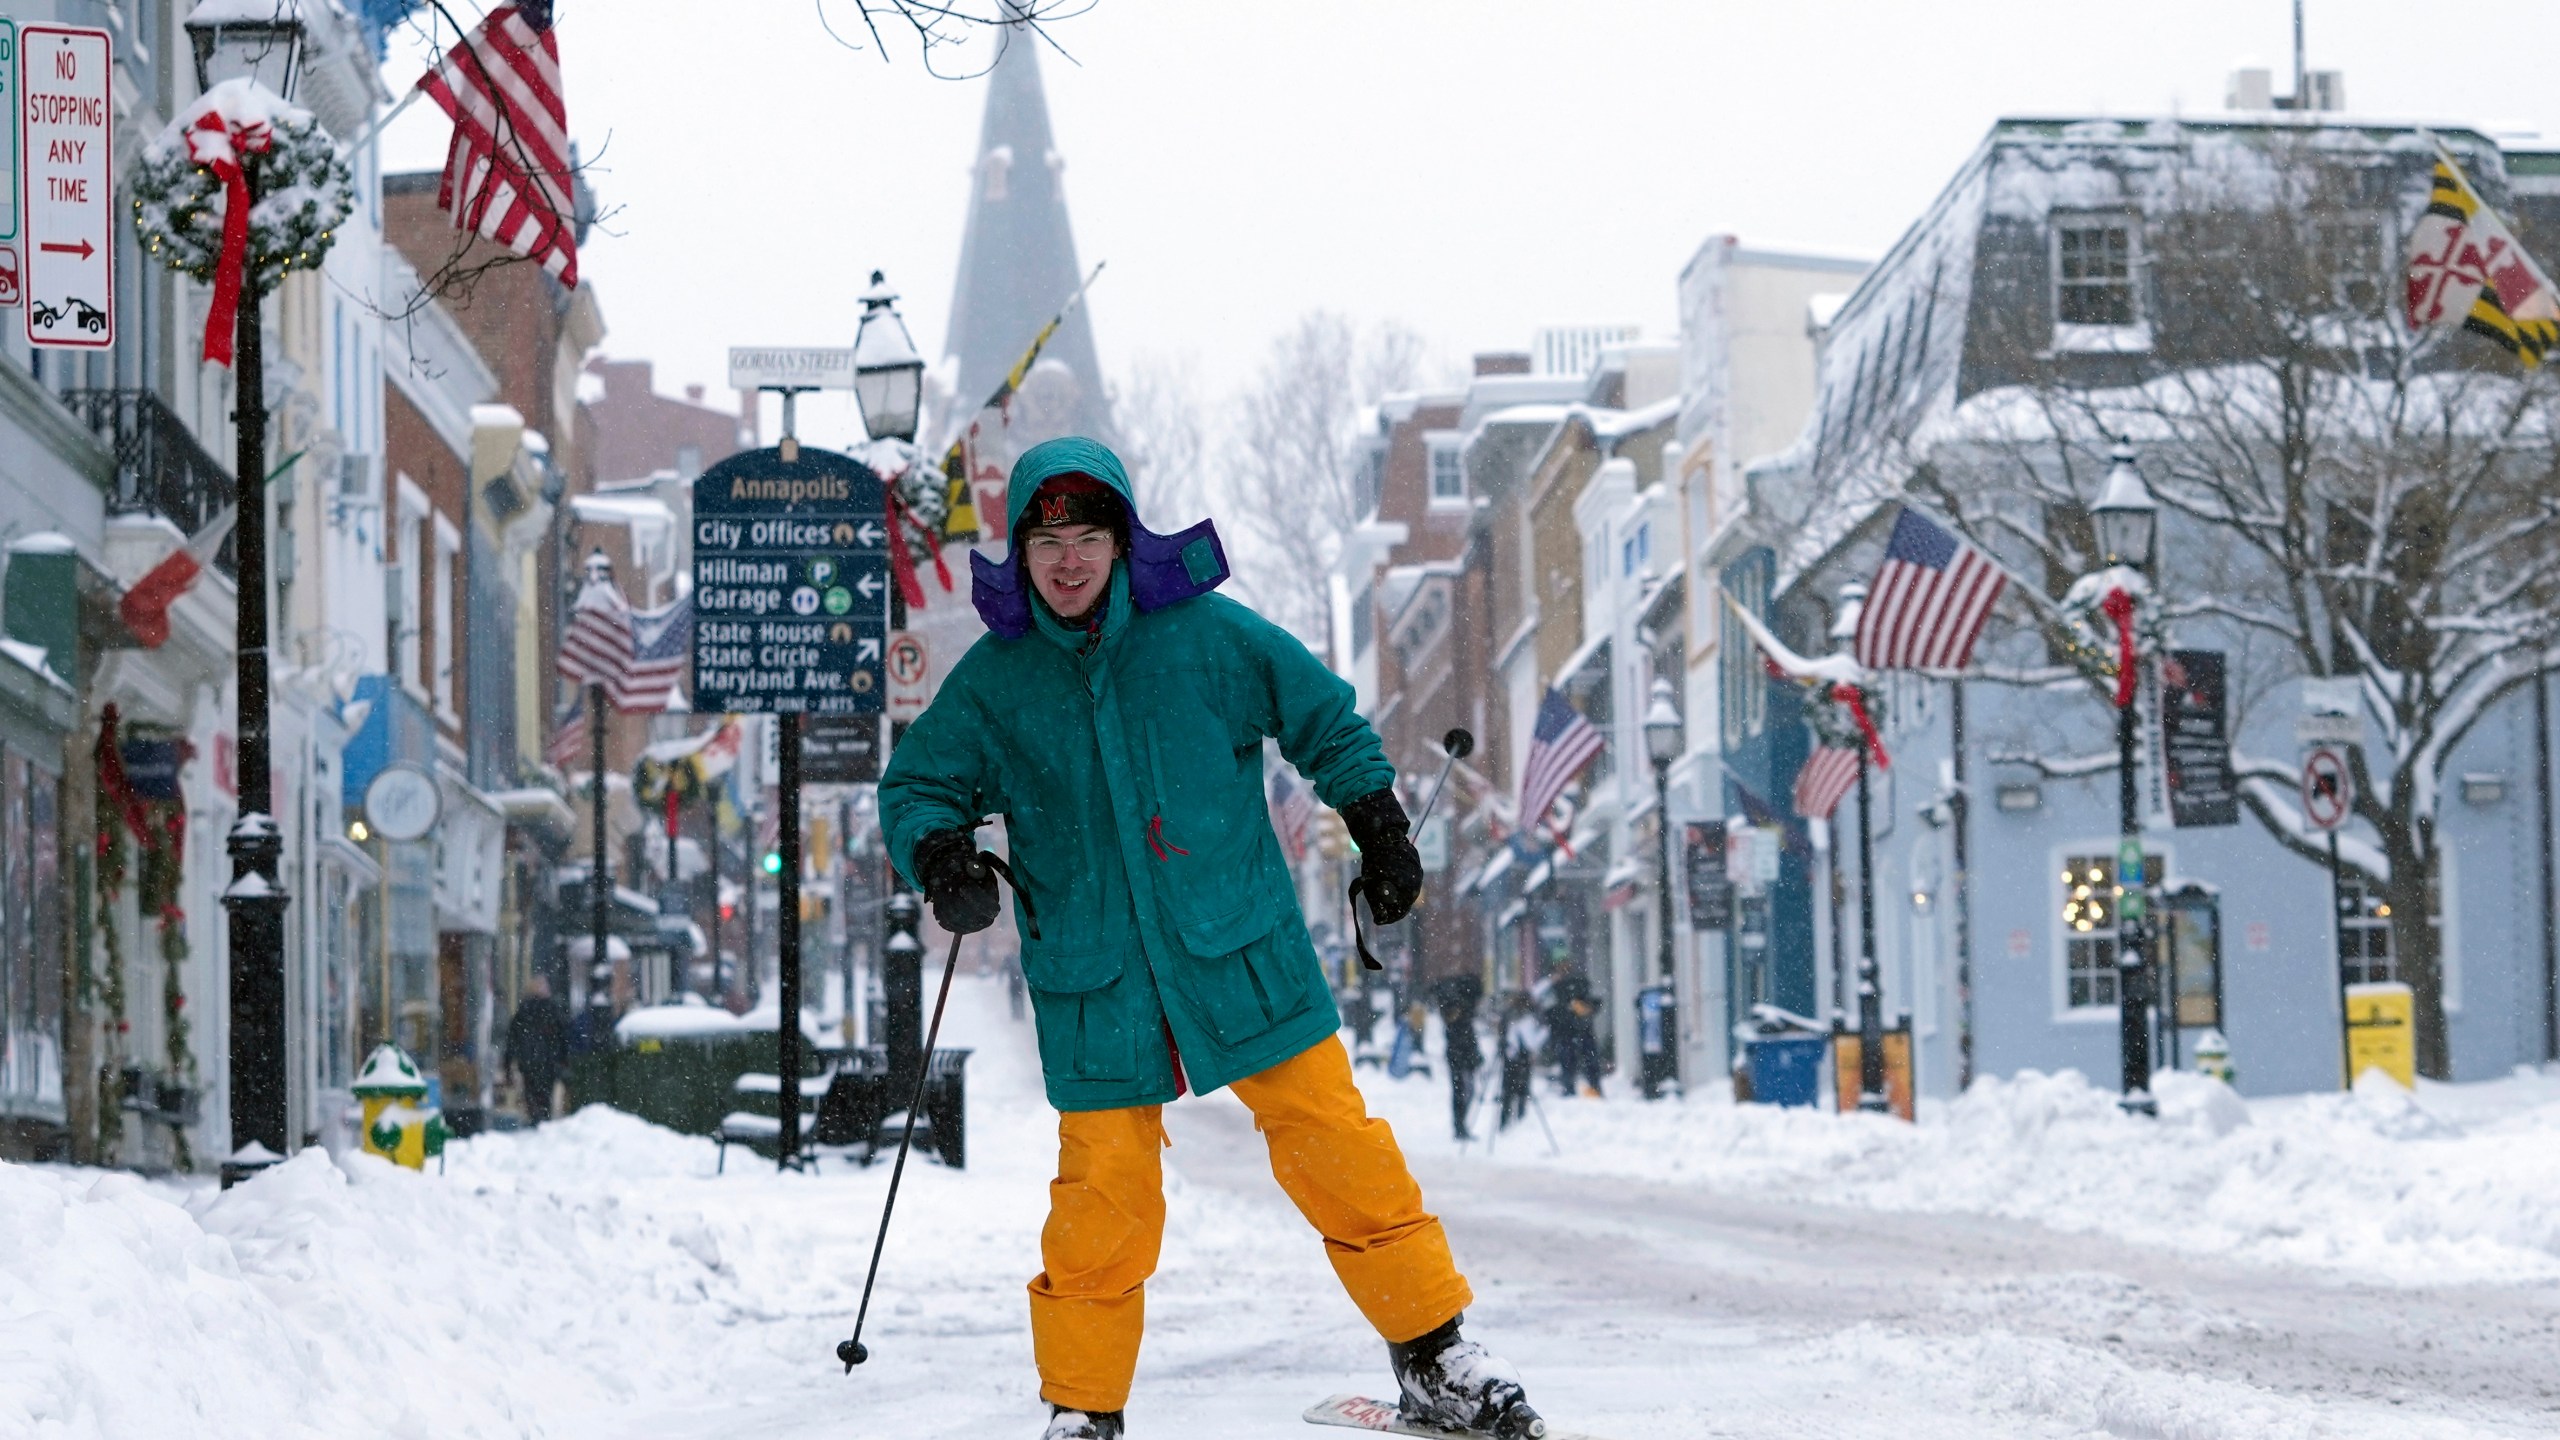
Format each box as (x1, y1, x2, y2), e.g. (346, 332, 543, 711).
(2407, 148, 2560, 365)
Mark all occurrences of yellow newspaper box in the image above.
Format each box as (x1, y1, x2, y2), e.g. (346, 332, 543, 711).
(353, 1043, 450, 1169)
(2344, 982, 2416, 1089)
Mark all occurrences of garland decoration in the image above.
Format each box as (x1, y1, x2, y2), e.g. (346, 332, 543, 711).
(131, 79, 353, 367)
(91, 709, 141, 1160)
(90, 707, 198, 1169)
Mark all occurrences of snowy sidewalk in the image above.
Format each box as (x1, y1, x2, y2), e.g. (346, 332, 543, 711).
(4, 979, 2556, 1438)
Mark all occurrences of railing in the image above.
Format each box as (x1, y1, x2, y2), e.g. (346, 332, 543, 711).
(60, 389, 239, 577)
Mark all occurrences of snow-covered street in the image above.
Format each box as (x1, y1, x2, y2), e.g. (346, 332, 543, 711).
(7, 975, 2557, 1439)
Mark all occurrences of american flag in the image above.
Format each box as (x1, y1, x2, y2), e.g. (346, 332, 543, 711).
(1518, 688, 1605, 840)
(615, 593, 692, 713)
(545, 696, 589, 772)
(1855, 506, 2007, 671)
(1791, 745, 1861, 821)
(1270, 771, 1314, 863)
(417, 4, 580, 286)
(558, 575, 634, 688)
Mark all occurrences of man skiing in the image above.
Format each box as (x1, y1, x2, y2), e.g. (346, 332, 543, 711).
(881, 437, 1546, 1440)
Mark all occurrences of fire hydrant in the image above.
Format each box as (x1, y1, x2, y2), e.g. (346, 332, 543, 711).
(2193, 1029, 2236, 1085)
(353, 1044, 449, 1170)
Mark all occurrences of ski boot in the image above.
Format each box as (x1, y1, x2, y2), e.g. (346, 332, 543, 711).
(1043, 1404, 1125, 1439)
(1388, 1315, 1545, 1438)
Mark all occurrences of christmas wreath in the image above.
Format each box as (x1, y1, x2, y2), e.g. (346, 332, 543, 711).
(131, 79, 353, 366)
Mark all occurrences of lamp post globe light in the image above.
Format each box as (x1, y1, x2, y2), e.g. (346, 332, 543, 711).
(188, 0, 308, 1186)
(2092, 441, 2162, 1116)
(853, 271, 926, 444)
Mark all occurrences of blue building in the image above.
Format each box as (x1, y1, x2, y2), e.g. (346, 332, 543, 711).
(1720, 109, 2560, 1096)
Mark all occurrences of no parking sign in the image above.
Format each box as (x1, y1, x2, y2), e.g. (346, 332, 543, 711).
(2302, 746, 2353, 832)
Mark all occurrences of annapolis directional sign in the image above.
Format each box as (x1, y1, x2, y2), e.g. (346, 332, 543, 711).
(690, 446, 891, 715)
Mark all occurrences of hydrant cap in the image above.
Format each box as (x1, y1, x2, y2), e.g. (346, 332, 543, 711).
(352, 1043, 429, 1099)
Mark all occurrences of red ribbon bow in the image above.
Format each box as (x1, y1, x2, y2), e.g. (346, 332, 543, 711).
(2100, 586, 2138, 709)
(184, 105, 274, 370)
(881, 486, 954, 610)
(1830, 682, 1891, 770)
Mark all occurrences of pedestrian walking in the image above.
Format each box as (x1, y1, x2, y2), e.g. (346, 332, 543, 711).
(1549, 968, 1605, 1098)
(1497, 990, 1544, 1130)
(879, 438, 1545, 1440)
(505, 976, 569, 1125)
(1434, 973, 1484, 1141)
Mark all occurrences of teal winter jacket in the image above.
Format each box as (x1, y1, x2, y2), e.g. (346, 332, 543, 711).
(879, 438, 1393, 1110)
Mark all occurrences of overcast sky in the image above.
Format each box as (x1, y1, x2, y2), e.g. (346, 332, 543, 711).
(380, 1, 2560, 449)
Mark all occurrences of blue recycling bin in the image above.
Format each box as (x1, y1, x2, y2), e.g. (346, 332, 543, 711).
(1745, 1034, 1827, 1108)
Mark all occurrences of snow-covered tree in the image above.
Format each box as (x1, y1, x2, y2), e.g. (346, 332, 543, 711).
(1223, 313, 1427, 645)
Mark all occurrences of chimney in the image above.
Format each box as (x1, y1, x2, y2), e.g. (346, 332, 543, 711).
(684, 383, 706, 404)
(1473, 351, 1531, 378)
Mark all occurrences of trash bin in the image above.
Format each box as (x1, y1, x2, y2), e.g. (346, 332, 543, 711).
(1744, 1034, 1826, 1108)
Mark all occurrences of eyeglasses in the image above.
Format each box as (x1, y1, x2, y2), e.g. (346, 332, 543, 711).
(1024, 534, 1115, 566)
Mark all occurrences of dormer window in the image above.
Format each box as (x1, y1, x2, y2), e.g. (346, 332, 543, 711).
(2054, 215, 2141, 326)
(1425, 433, 1465, 505)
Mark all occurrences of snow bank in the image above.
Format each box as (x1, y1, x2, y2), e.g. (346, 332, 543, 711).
(1363, 1059, 2560, 1286)
(0, 980, 1063, 1440)
(0, 1136, 744, 1438)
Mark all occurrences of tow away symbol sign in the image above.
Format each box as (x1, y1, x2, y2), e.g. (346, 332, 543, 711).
(18, 24, 111, 348)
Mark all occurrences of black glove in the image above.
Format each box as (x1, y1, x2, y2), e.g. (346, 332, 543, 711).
(1340, 788, 1424, 925)
(914, 827, 1001, 935)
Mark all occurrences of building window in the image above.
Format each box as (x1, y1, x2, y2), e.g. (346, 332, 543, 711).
(2060, 849, 2159, 1010)
(1426, 435, 1465, 504)
(676, 444, 703, 479)
(1622, 522, 1650, 578)
(1719, 553, 1773, 747)
(396, 478, 429, 699)
(433, 514, 461, 720)
(2312, 216, 2389, 315)
(2053, 217, 2141, 327)
(2335, 869, 2443, 987)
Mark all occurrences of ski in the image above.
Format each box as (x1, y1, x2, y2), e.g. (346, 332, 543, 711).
(1303, 1394, 1612, 1440)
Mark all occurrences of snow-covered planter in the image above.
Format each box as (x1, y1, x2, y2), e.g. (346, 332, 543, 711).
(131, 78, 352, 291)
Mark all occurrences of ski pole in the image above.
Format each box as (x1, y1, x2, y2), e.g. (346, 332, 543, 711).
(1347, 728, 1474, 971)
(836, 925, 961, 1372)
(839, 851, 1037, 1372)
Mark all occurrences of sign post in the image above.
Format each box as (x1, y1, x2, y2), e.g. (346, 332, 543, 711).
(2303, 745, 2357, 1088)
(17, 24, 111, 348)
(692, 444, 889, 1169)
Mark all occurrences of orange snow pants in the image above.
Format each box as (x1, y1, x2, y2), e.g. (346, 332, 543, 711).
(1028, 1035, 1473, 1414)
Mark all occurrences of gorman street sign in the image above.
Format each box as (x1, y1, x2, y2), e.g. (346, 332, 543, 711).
(691, 446, 890, 715)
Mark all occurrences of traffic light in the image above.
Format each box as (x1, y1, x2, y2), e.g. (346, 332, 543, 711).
(762, 850, 783, 876)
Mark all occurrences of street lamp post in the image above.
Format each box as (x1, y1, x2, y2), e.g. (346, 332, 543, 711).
(1642, 676, 1684, 1100)
(2091, 442, 2162, 1117)
(852, 272, 929, 1072)
(191, 0, 306, 1187)
(1643, 677, 1684, 984)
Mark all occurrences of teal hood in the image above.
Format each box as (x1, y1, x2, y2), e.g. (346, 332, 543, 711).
(970, 435, 1231, 638)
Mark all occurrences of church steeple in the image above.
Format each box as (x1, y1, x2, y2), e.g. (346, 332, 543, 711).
(938, 35, 1112, 449)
